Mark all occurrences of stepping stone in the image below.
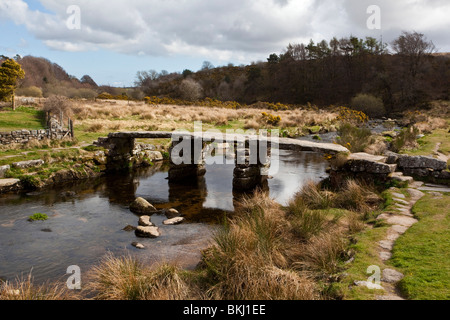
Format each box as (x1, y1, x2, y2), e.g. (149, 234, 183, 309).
(132, 242, 145, 249)
(391, 192, 406, 199)
(393, 198, 410, 206)
(379, 251, 392, 261)
(406, 188, 425, 201)
(385, 215, 418, 227)
(391, 225, 408, 234)
(354, 281, 384, 290)
(163, 217, 185, 225)
(382, 268, 404, 283)
(138, 215, 154, 227)
(376, 295, 405, 301)
(135, 226, 161, 238)
(410, 181, 424, 188)
(390, 172, 414, 183)
(395, 203, 411, 210)
(379, 240, 394, 251)
(386, 229, 402, 242)
(165, 208, 182, 219)
(129, 197, 157, 215)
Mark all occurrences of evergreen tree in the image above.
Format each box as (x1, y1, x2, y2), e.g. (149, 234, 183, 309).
(0, 58, 25, 110)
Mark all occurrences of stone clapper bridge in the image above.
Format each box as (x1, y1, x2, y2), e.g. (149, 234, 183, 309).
(101, 131, 349, 191)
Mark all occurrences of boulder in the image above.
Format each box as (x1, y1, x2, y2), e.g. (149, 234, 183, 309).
(0, 178, 21, 193)
(131, 242, 145, 249)
(163, 217, 185, 225)
(138, 215, 154, 227)
(129, 197, 157, 215)
(135, 226, 161, 238)
(345, 153, 395, 174)
(0, 165, 10, 179)
(165, 208, 181, 219)
(12, 159, 44, 169)
(398, 155, 447, 171)
(122, 225, 136, 232)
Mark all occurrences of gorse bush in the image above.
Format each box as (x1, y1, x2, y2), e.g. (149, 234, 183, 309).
(261, 112, 281, 126)
(350, 93, 386, 118)
(336, 106, 369, 125)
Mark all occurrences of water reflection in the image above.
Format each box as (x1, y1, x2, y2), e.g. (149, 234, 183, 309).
(0, 149, 328, 283)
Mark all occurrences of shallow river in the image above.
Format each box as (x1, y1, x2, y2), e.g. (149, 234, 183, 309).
(0, 149, 328, 284)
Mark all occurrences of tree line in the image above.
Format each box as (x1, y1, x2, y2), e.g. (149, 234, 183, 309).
(136, 31, 449, 114)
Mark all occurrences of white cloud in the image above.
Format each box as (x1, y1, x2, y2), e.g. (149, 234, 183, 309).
(1, 0, 449, 61)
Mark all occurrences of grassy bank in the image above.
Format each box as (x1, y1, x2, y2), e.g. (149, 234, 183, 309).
(390, 192, 450, 300)
(0, 106, 46, 131)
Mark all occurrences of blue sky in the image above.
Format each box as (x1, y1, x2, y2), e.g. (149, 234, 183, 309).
(1, 0, 449, 87)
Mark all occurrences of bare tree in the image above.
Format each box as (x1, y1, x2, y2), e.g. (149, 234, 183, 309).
(391, 31, 436, 78)
(178, 78, 203, 101)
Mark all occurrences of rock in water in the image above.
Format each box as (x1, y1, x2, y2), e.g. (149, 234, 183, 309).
(132, 242, 145, 249)
(165, 208, 181, 219)
(163, 217, 185, 225)
(135, 226, 161, 238)
(123, 225, 136, 232)
(138, 215, 154, 227)
(129, 197, 157, 215)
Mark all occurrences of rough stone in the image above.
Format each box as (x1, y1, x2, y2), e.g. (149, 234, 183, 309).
(163, 217, 185, 225)
(354, 281, 384, 290)
(379, 251, 392, 261)
(346, 153, 395, 174)
(12, 159, 44, 169)
(398, 155, 447, 171)
(391, 192, 406, 199)
(129, 197, 157, 215)
(165, 208, 181, 219)
(123, 225, 136, 231)
(131, 242, 145, 249)
(138, 215, 154, 227)
(389, 172, 414, 183)
(0, 165, 10, 179)
(135, 226, 161, 238)
(382, 268, 404, 283)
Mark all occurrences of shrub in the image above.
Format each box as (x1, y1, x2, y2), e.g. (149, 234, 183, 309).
(178, 79, 203, 101)
(350, 93, 386, 118)
(336, 122, 374, 152)
(336, 106, 369, 125)
(16, 86, 43, 98)
(43, 95, 73, 118)
(391, 126, 420, 152)
(261, 112, 281, 126)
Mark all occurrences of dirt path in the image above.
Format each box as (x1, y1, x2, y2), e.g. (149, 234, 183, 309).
(374, 181, 426, 300)
(433, 142, 449, 163)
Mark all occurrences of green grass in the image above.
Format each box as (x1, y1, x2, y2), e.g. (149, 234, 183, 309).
(0, 106, 46, 131)
(390, 192, 450, 300)
(403, 129, 450, 157)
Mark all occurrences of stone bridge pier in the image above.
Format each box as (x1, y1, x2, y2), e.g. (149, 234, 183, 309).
(232, 138, 271, 192)
(167, 135, 271, 192)
(168, 136, 207, 182)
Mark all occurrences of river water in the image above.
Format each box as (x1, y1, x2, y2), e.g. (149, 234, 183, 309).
(0, 149, 328, 284)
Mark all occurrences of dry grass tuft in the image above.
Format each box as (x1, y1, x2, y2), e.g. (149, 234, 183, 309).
(0, 273, 74, 300)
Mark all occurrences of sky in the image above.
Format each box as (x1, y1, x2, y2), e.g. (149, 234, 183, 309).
(0, 0, 449, 87)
